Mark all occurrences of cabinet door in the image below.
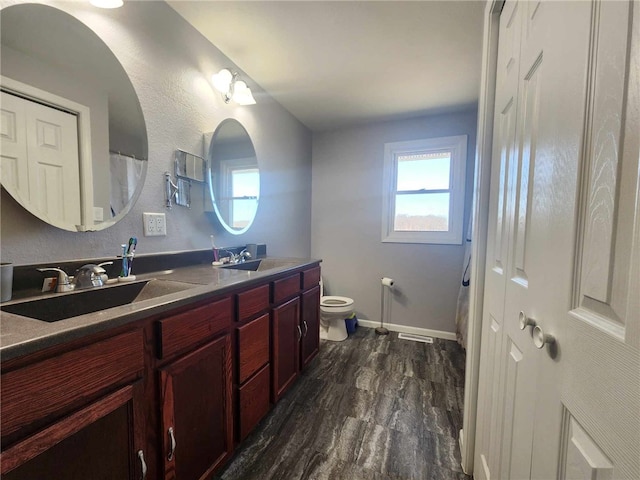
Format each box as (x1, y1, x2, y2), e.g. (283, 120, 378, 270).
(271, 296, 300, 402)
(2, 381, 147, 480)
(300, 286, 320, 369)
(238, 363, 270, 441)
(159, 335, 233, 480)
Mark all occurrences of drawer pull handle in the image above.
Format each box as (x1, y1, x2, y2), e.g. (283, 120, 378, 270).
(297, 325, 302, 341)
(168, 426, 176, 461)
(138, 450, 147, 480)
(302, 320, 308, 337)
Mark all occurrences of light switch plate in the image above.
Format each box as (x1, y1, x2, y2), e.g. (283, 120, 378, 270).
(143, 213, 167, 236)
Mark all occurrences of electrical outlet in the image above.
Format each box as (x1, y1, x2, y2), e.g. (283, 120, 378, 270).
(143, 213, 167, 236)
(155, 213, 166, 235)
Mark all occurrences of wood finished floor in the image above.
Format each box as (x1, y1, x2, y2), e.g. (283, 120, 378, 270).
(217, 327, 470, 480)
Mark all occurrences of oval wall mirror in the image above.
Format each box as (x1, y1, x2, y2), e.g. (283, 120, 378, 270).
(0, 3, 148, 232)
(207, 119, 259, 235)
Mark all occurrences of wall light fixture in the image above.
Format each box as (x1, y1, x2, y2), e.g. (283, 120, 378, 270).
(211, 68, 256, 106)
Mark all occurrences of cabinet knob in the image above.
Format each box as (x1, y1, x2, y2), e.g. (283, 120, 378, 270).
(519, 311, 536, 330)
(168, 426, 176, 461)
(137, 450, 147, 480)
(533, 325, 556, 349)
(302, 320, 308, 337)
(297, 325, 302, 341)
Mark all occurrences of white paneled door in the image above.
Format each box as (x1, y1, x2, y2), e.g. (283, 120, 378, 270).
(1, 91, 81, 227)
(475, 1, 639, 479)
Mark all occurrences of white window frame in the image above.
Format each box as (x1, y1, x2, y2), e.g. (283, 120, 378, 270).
(381, 135, 467, 245)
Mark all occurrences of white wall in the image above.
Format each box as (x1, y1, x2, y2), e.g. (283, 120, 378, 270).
(311, 110, 477, 334)
(0, 0, 312, 265)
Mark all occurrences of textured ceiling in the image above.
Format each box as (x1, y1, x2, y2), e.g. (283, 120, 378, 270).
(168, 1, 485, 132)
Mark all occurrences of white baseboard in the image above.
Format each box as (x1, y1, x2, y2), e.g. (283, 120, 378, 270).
(357, 318, 457, 341)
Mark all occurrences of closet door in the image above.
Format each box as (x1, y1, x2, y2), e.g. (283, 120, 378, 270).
(505, 2, 593, 478)
(478, 0, 640, 478)
(476, 0, 594, 478)
(474, 1, 523, 477)
(559, 1, 640, 478)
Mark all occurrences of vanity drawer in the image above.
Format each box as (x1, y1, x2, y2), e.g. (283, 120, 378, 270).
(237, 284, 270, 323)
(238, 363, 270, 441)
(301, 266, 321, 290)
(272, 273, 301, 304)
(1, 329, 143, 443)
(157, 296, 232, 359)
(237, 313, 270, 384)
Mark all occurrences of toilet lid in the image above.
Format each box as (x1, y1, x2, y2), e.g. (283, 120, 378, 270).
(321, 295, 354, 307)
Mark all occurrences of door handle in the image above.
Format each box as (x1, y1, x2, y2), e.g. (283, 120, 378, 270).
(533, 325, 555, 349)
(137, 450, 147, 480)
(297, 325, 302, 341)
(519, 311, 536, 330)
(167, 426, 176, 461)
(302, 320, 308, 337)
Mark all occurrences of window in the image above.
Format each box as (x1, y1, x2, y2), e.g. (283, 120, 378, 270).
(229, 167, 259, 229)
(219, 158, 260, 230)
(382, 135, 467, 244)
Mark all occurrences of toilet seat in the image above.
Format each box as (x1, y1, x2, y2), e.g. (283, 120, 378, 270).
(321, 296, 354, 307)
(321, 296, 354, 315)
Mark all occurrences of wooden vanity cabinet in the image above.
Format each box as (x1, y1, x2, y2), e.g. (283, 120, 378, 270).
(0, 261, 321, 479)
(156, 297, 233, 480)
(0, 330, 147, 480)
(235, 285, 271, 441)
(271, 295, 301, 402)
(300, 263, 321, 370)
(270, 266, 321, 402)
(300, 285, 320, 369)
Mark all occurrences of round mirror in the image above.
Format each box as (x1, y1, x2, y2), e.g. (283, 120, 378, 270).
(0, 3, 148, 232)
(207, 119, 259, 235)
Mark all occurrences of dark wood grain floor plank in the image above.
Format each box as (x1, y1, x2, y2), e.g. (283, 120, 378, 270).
(217, 328, 470, 480)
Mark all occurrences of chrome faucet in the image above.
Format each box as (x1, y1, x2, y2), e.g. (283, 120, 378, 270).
(38, 261, 114, 293)
(238, 249, 252, 263)
(74, 262, 113, 289)
(37, 267, 74, 293)
(220, 249, 252, 264)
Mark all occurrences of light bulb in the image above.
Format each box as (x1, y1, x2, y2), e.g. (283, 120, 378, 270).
(232, 81, 256, 105)
(90, 0, 124, 8)
(211, 69, 233, 93)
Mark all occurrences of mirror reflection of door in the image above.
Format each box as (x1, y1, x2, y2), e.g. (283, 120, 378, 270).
(1, 90, 81, 226)
(1, 3, 148, 232)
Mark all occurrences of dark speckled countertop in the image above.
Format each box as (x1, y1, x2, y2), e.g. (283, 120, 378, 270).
(0, 257, 319, 362)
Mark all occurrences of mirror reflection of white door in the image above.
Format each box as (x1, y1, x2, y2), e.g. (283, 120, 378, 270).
(1, 91, 81, 226)
(1, 92, 30, 200)
(475, 1, 639, 479)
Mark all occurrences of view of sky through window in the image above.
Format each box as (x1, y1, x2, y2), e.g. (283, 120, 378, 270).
(394, 152, 452, 231)
(231, 168, 259, 228)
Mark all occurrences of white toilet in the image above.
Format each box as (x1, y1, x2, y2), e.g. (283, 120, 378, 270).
(319, 279, 354, 342)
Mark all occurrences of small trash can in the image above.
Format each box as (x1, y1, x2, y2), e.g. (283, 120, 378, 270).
(345, 313, 358, 335)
